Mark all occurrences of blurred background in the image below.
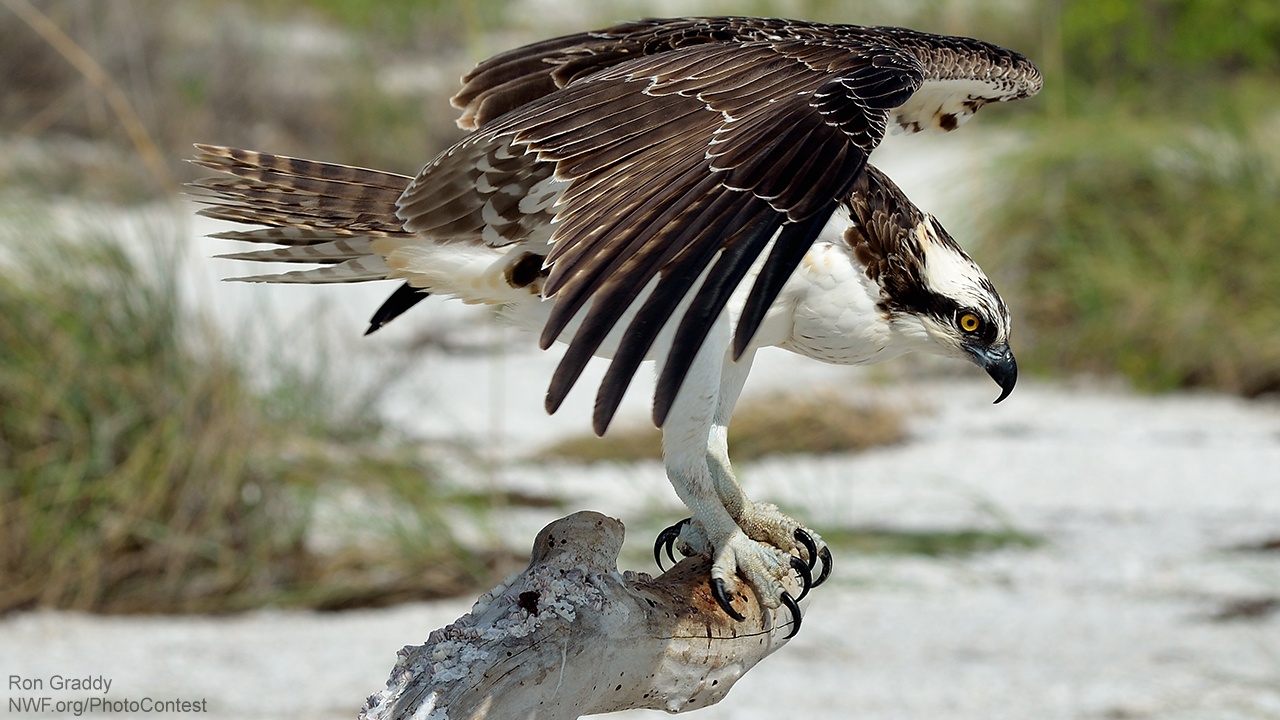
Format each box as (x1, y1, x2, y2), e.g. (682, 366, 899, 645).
(0, 1, 1278, 716)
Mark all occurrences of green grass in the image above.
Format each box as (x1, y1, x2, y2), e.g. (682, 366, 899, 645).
(264, 0, 510, 39)
(985, 109, 1280, 396)
(977, 2, 1280, 397)
(0, 215, 502, 614)
(820, 526, 1041, 557)
(0, 0, 483, 202)
(537, 394, 907, 464)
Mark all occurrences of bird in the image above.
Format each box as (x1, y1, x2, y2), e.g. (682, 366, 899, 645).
(190, 16, 1041, 636)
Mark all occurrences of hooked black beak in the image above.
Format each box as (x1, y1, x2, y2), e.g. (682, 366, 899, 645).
(970, 343, 1017, 404)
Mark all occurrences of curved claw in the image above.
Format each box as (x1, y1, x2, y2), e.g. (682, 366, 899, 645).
(813, 546, 833, 587)
(789, 556, 813, 602)
(794, 528, 819, 570)
(794, 528, 833, 587)
(653, 518, 690, 571)
(779, 591, 802, 638)
(709, 578, 746, 621)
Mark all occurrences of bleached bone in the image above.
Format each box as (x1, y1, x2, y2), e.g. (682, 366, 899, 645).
(360, 511, 801, 720)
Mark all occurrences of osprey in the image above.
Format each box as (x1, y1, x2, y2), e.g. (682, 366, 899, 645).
(192, 17, 1040, 635)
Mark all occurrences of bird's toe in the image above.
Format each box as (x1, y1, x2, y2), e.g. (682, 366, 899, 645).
(732, 503, 834, 588)
(705, 529, 812, 635)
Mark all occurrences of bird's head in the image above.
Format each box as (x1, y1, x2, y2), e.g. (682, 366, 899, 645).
(844, 168, 1017, 403)
(899, 215, 1016, 403)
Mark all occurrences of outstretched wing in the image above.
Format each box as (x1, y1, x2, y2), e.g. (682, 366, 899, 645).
(451, 17, 1042, 134)
(400, 18, 1041, 434)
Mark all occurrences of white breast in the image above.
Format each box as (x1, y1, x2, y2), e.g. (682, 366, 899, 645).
(775, 240, 904, 366)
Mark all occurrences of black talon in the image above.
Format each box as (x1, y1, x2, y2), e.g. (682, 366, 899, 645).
(789, 556, 813, 602)
(779, 591, 802, 638)
(794, 528, 832, 587)
(794, 528, 819, 570)
(813, 546, 833, 587)
(709, 578, 746, 621)
(653, 518, 690, 571)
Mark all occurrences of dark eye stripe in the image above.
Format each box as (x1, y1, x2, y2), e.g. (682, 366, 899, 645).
(881, 289, 1002, 346)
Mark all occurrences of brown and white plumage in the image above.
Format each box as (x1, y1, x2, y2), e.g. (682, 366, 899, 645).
(193, 17, 1039, 628)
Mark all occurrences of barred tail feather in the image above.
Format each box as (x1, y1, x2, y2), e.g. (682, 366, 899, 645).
(189, 144, 413, 284)
(227, 256, 393, 284)
(216, 238, 377, 264)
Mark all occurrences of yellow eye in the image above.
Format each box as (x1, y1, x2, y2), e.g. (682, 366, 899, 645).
(960, 313, 981, 333)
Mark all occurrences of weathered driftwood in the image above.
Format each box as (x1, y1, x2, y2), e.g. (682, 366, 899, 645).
(361, 511, 802, 720)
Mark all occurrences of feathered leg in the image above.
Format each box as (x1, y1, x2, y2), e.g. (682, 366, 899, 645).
(658, 327, 826, 630)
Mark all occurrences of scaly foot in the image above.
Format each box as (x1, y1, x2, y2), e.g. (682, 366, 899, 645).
(652, 507, 832, 637)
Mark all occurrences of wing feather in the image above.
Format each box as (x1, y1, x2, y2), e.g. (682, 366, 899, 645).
(547, 180, 762, 423)
(541, 155, 722, 352)
(397, 17, 1042, 431)
(596, 200, 780, 431)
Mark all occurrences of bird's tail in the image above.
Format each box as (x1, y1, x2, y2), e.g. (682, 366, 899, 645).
(188, 144, 414, 284)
